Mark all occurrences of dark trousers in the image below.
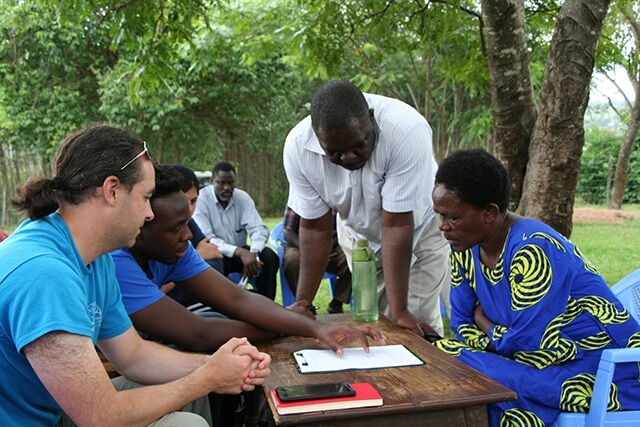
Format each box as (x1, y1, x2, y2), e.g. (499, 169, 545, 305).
(282, 245, 352, 304)
(222, 246, 278, 300)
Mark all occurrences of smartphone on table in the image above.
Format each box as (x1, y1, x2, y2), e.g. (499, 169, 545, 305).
(275, 381, 356, 402)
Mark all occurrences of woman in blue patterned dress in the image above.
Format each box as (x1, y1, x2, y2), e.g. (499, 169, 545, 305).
(431, 148, 640, 426)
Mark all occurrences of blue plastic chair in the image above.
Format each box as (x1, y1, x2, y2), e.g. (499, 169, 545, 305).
(227, 271, 256, 291)
(268, 221, 337, 307)
(551, 267, 640, 427)
(439, 298, 449, 319)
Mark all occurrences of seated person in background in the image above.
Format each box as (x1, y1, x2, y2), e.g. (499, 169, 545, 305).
(0, 228, 9, 242)
(283, 205, 351, 314)
(111, 164, 385, 355)
(432, 148, 640, 426)
(193, 161, 278, 300)
(172, 164, 223, 273)
(164, 164, 224, 311)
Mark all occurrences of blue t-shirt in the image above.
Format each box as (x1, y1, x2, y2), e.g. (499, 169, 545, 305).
(0, 213, 131, 426)
(111, 244, 209, 315)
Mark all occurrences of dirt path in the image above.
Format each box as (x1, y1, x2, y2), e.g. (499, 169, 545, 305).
(573, 207, 640, 224)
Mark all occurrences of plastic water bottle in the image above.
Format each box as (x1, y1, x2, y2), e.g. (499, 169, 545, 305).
(351, 239, 378, 322)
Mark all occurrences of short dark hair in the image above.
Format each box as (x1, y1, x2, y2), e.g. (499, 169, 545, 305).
(310, 80, 369, 133)
(212, 161, 235, 175)
(171, 164, 199, 193)
(435, 149, 511, 212)
(153, 164, 184, 201)
(12, 125, 146, 220)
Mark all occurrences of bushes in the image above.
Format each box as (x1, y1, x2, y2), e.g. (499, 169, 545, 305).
(577, 127, 640, 205)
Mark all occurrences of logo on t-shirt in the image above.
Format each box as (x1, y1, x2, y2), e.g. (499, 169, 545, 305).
(88, 302, 103, 332)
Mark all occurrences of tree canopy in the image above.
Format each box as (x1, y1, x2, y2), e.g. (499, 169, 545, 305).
(0, 0, 636, 234)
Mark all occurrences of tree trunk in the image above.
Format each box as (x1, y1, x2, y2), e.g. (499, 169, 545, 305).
(480, 0, 538, 209)
(609, 106, 640, 209)
(608, 3, 640, 210)
(517, 0, 610, 237)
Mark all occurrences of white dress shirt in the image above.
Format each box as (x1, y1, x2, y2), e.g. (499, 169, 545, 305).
(284, 93, 438, 255)
(193, 185, 269, 258)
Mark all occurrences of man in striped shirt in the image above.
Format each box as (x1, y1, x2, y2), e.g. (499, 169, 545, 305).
(283, 80, 450, 337)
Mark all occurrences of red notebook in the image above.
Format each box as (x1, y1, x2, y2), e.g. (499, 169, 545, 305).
(270, 382, 383, 415)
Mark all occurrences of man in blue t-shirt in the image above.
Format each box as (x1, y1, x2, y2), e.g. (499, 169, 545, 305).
(0, 126, 270, 426)
(112, 164, 386, 353)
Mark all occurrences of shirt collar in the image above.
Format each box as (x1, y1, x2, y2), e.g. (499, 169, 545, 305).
(304, 132, 325, 155)
(212, 185, 234, 209)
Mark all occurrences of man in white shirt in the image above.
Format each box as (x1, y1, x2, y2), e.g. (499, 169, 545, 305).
(284, 80, 450, 337)
(193, 161, 278, 300)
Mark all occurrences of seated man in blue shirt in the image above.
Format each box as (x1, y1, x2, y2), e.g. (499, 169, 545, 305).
(173, 164, 224, 274)
(193, 161, 278, 300)
(0, 126, 269, 426)
(111, 164, 385, 353)
(164, 164, 224, 312)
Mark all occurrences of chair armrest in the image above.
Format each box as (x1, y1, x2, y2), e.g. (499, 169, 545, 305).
(585, 348, 640, 427)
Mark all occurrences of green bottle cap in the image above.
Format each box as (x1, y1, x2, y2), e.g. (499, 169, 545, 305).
(353, 239, 371, 261)
(357, 239, 369, 248)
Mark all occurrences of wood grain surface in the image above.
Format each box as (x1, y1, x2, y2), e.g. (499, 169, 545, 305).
(257, 313, 516, 426)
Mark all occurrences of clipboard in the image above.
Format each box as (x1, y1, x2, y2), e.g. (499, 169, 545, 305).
(292, 344, 425, 374)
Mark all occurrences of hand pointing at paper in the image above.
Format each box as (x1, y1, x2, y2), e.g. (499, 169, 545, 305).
(312, 324, 387, 357)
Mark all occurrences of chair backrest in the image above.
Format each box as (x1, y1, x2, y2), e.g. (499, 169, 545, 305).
(228, 271, 256, 290)
(611, 268, 640, 322)
(269, 220, 338, 307)
(584, 268, 640, 426)
(553, 267, 640, 427)
(269, 221, 286, 248)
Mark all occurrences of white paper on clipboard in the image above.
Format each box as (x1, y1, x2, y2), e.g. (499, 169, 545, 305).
(292, 344, 424, 374)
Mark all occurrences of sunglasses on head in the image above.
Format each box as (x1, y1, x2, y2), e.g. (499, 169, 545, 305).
(119, 141, 152, 171)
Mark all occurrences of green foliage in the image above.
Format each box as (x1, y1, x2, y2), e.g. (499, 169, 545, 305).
(98, 63, 225, 169)
(89, 1, 310, 160)
(258, 0, 496, 156)
(0, 0, 635, 219)
(596, 0, 638, 76)
(49, 0, 220, 101)
(578, 126, 640, 204)
(0, 2, 111, 155)
(0, 1, 309, 215)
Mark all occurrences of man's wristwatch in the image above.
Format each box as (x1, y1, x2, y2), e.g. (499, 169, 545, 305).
(251, 250, 261, 276)
(306, 305, 319, 315)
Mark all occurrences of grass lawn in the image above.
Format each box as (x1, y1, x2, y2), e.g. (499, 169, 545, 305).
(571, 219, 640, 286)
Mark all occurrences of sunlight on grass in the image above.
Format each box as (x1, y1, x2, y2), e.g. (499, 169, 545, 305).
(571, 219, 640, 285)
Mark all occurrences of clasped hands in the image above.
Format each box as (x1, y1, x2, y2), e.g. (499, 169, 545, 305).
(207, 337, 271, 394)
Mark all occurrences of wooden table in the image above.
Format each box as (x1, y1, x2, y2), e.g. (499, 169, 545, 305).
(257, 313, 516, 426)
